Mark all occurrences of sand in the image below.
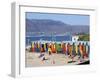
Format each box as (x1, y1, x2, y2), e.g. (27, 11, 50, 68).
(25, 52, 89, 67)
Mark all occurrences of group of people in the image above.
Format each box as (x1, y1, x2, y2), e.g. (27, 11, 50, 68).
(29, 41, 89, 59)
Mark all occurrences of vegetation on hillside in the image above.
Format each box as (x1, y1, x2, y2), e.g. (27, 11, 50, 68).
(78, 34, 90, 41)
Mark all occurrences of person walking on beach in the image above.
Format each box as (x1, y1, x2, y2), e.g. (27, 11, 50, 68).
(39, 51, 49, 64)
(48, 44, 55, 64)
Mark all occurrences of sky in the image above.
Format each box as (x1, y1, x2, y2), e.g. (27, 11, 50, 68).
(26, 12, 90, 26)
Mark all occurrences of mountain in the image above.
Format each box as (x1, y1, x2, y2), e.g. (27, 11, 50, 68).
(26, 19, 89, 36)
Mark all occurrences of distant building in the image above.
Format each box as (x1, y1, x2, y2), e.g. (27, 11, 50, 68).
(72, 35, 79, 42)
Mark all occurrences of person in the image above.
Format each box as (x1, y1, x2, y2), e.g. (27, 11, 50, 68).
(48, 43, 56, 64)
(39, 52, 48, 64)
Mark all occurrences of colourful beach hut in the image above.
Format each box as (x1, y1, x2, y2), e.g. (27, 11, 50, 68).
(51, 43, 56, 53)
(56, 43, 62, 53)
(31, 42, 34, 52)
(62, 43, 66, 54)
(40, 44, 45, 52)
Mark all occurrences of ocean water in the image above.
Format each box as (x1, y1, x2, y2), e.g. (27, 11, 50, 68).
(26, 36, 72, 45)
(26, 36, 90, 46)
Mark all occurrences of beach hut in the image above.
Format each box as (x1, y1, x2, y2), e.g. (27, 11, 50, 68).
(56, 43, 62, 53)
(69, 45, 73, 57)
(35, 42, 38, 52)
(45, 43, 48, 52)
(62, 43, 66, 54)
(65, 43, 68, 55)
(48, 45, 52, 55)
(67, 43, 70, 55)
(36, 42, 40, 52)
(51, 43, 56, 53)
(31, 42, 34, 52)
(86, 43, 89, 57)
(75, 44, 78, 55)
(82, 43, 88, 58)
(79, 43, 84, 58)
(40, 44, 45, 52)
(72, 35, 79, 42)
(72, 43, 76, 56)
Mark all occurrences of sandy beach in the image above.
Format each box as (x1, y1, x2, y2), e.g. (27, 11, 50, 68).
(25, 51, 89, 67)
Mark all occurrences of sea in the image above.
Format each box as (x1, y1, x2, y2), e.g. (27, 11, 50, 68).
(26, 36, 72, 45)
(26, 36, 89, 45)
